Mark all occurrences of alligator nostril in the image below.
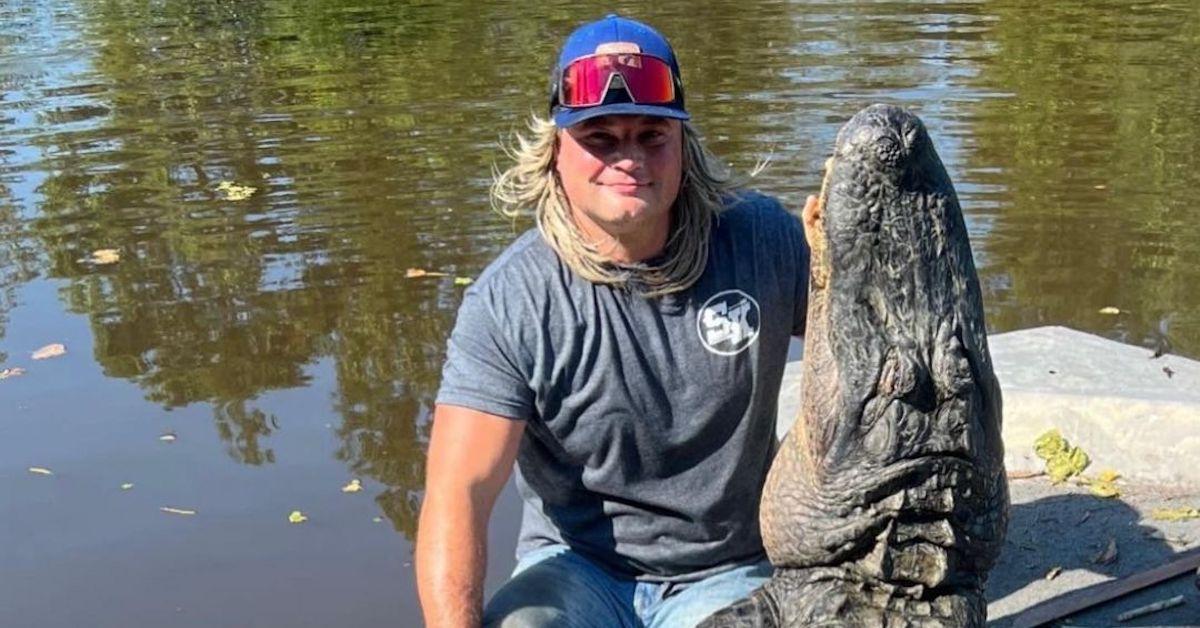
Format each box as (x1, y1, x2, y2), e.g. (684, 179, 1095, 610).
(876, 136, 902, 166)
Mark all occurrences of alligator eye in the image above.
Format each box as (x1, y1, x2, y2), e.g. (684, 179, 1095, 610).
(904, 123, 920, 149)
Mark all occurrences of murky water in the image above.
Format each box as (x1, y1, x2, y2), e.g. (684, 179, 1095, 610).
(2, 0, 1198, 625)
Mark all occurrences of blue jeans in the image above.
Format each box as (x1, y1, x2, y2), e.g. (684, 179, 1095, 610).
(482, 545, 772, 628)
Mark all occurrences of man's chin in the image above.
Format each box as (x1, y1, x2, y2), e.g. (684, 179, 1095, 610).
(603, 193, 655, 216)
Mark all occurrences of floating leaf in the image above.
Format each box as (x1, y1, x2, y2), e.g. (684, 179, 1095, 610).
(1151, 507, 1200, 522)
(31, 343, 66, 360)
(159, 432, 177, 442)
(0, 367, 26, 380)
(1044, 566, 1062, 580)
(405, 268, 448, 278)
(1098, 306, 1121, 315)
(28, 466, 53, 476)
(1092, 538, 1118, 565)
(454, 277, 474, 286)
(90, 249, 121, 265)
(120, 483, 134, 490)
(160, 506, 197, 516)
(288, 510, 308, 524)
(341, 479, 363, 493)
(216, 181, 257, 201)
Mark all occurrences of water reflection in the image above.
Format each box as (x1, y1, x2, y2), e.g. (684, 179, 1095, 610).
(10, 0, 515, 475)
(965, 0, 1200, 354)
(1, 0, 1199, 623)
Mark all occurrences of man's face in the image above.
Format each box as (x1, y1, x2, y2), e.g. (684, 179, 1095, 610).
(555, 115, 683, 240)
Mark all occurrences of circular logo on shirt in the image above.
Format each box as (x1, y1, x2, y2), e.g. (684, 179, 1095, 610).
(697, 289, 761, 356)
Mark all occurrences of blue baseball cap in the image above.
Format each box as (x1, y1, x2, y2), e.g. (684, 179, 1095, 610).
(550, 15, 690, 128)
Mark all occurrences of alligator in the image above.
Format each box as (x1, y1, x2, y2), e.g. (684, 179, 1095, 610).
(702, 104, 1009, 627)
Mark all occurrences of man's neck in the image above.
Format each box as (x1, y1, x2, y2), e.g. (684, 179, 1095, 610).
(569, 207, 672, 264)
(577, 220, 669, 264)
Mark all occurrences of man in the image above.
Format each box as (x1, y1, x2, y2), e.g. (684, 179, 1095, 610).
(416, 14, 817, 628)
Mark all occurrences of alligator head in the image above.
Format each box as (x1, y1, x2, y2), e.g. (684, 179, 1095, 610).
(704, 104, 1009, 627)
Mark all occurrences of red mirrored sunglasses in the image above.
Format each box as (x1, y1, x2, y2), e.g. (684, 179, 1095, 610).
(558, 53, 677, 108)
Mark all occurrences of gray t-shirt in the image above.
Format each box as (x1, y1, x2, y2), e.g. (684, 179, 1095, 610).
(436, 192, 809, 582)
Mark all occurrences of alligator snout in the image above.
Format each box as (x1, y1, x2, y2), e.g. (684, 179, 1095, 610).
(836, 104, 928, 171)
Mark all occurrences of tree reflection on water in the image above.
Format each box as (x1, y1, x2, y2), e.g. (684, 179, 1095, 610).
(1, 0, 1198, 545)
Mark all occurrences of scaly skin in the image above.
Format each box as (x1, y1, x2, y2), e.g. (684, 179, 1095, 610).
(703, 104, 1008, 627)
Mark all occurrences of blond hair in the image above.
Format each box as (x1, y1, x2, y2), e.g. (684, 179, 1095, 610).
(490, 114, 737, 298)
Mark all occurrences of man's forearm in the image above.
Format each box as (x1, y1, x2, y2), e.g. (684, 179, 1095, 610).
(415, 491, 490, 628)
(417, 406, 522, 627)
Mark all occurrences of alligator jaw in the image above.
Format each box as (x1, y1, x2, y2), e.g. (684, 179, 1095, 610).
(704, 568, 986, 627)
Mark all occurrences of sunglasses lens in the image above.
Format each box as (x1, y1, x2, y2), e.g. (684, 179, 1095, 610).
(560, 56, 613, 107)
(617, 55, 674, 104)
(560, 54, 675, 108)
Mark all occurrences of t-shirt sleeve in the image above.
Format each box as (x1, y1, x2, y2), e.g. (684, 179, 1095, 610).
(788, 203, 811, 336)
(435, 283, 534, 421)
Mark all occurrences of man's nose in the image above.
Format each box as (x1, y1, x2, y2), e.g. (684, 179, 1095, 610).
(610, 141, 645, 170)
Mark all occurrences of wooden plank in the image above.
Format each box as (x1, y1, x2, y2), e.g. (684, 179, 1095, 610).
(1010, 547, 1200, 628)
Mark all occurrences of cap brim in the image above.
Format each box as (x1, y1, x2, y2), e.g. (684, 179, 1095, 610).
(553, 103, 690, 128)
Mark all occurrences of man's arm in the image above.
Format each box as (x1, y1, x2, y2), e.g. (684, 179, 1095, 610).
(416, 404, 525, 628)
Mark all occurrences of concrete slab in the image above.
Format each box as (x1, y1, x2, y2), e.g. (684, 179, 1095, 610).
(986, 477, 1200, 627)
(776, 326, 1200, 486)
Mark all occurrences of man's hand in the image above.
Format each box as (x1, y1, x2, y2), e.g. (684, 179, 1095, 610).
(416, 405, 525, 628)
(801, 194, 820, 249)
